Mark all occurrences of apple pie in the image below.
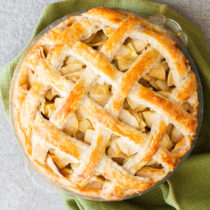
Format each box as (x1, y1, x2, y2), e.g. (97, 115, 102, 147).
(10, 8, 198, 200)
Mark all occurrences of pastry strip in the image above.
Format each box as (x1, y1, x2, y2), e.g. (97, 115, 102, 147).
(34, 114, 87, 162)
(100, 15, 140, 60)
(129, 84, 197, 136)
(50, 69, 97, 128)
(70, 41, 119, 82)
(124, 117, 167, 174)
(153, 147, 179, 172)
(80, 99, 146, 146)
(107, 48, 161, 116)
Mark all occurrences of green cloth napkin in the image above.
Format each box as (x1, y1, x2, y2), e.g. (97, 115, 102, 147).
(1, 0, 210, 209)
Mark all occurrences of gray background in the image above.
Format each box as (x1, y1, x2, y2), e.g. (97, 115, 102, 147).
(0, 0, 209, 209)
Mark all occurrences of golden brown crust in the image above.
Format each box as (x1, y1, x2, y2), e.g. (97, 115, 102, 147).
(51, 69, 96, 128)
(10, 8, 198, 200)
(34, 115, 82, 161)
(110, 48, 161, 113)
(83, 8, 127, 26)
(36, 60, 71, 95)
(136, 167, 167, 181)
(73, 134, 104, 185)
(124, 118, 167, 173)
(129, 85, 197, 136)
(153, 147, 179, 172)
(81, 99, 146, 146)
(71, 41, 118, 81)
(101, 158, 153, 190)
(72, 130, 109, 186)
(133, 29, 188, 85)
(21, 79, 48, 136)
(172, 137, 192, 158)
(100, 15, 140, 60)
(173, 71, 197, 102)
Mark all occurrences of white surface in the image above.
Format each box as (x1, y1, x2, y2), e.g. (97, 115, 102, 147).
(0, 0, 209, 209)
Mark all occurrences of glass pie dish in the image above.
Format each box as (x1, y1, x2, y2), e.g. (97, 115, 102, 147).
(9, 8, 203, 201)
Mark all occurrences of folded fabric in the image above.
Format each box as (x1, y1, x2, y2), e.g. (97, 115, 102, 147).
(0, 0, 210, 209)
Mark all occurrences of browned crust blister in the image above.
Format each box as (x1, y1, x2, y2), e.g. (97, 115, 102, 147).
(11, 8, 198, 200)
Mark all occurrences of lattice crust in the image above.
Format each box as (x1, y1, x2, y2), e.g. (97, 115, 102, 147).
(11, 8, 198, 200)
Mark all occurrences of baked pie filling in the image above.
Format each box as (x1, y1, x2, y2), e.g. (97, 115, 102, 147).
(10, 8, 198, 200)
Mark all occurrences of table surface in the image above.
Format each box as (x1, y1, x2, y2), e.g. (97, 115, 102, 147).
(0, 0, 209, 209)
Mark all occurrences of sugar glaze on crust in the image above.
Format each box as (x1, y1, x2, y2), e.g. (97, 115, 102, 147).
(10, 8, 198, 200)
